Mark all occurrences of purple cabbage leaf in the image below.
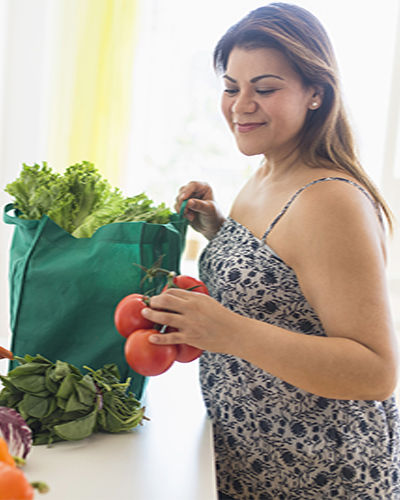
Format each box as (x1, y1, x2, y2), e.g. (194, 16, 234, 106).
(0, 406, 32, 459)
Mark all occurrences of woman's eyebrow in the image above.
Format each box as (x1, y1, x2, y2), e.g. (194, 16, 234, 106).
(223, 74, 285, 83)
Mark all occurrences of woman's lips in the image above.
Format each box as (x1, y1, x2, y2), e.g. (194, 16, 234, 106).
(235, 122, 266, 133)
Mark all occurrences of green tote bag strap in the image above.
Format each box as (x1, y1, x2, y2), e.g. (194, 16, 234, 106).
(3, 203, 16, 224)
(179, 199, 188, 218)
(3, 203, 20, 223)
(3, 203, 36, 228)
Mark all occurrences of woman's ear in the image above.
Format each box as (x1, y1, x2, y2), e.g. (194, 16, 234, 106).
(308, 85, 324, 110)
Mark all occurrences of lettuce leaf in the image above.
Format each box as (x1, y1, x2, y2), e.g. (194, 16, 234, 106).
(5, 161, 173, 238)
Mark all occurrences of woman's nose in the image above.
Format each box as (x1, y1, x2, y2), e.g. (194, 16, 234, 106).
(232, 92, 257, 114)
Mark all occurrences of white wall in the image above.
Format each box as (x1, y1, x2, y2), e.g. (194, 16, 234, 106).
(0, 0, 56, 349)
(383, 7, 400, 332)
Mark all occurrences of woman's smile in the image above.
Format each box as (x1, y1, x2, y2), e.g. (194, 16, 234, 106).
(235, 122, 267, 133)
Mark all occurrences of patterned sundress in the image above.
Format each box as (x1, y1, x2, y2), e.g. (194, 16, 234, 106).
(198, 177, 400, 500)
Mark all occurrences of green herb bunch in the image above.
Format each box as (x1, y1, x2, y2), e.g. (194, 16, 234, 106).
(0, 355, 146, 444)
(5, 161, 172, 238)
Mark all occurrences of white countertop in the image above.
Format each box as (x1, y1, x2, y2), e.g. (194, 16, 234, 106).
(0, 352, 217, 500)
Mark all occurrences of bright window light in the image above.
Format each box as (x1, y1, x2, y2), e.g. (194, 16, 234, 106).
(123, 0, 399, 214)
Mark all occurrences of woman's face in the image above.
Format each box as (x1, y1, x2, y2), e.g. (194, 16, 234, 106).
(221, 46, 319, 159)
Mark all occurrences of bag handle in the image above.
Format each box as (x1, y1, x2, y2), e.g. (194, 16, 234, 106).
(178, 199, 188, 219)
(3, 204, 46, 230)
(3, 204, 20, 226)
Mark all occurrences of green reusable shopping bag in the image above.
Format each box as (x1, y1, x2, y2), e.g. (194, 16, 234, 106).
(3, 201, 188, 399)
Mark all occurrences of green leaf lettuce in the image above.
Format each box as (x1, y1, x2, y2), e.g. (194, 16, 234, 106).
(5, 161, 173, 238)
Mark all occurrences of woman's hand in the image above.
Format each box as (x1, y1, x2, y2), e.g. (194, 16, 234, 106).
(141, 288, 239, 354)
(175, 181, 226, 240)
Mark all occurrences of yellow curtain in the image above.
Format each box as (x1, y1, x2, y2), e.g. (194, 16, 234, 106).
(48, 0, 138, 187)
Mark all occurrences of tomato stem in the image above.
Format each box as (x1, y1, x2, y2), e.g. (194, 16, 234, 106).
(134, 255, 176, 283)
(13, 456, 26, 466)
(154, 324, 168, 333)
(31, 481, 50, 494)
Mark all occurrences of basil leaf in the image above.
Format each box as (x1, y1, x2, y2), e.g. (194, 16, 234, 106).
(49, 360, 72, 382)
(65, 391, 87, 413)
(8, 363, 48, 377)
(19, 394, 50, 418)
(53, 408, 98, 441)
(56, 373, 80, 399)
(11, 375, 47, 394)
(44, 371, 59, 393)
(75, 375, 96, 406)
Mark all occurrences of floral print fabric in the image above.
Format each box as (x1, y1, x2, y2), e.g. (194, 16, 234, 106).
(198, 177, 400, 499)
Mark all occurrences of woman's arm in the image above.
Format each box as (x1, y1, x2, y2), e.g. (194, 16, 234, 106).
(273, 179, 398, 400)
(145, 182, 398, 400)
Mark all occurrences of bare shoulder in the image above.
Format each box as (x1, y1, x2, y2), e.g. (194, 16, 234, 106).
(279, 178, 386, 268)
(294, 178, 382, 230)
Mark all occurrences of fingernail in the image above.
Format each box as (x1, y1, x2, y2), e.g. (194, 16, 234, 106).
(149, 335, 160, 343)
(142, 308, 150, 316)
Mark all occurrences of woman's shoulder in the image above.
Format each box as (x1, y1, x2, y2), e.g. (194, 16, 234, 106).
(292, 175, 378, 220)
(266, 167, 381, 234)
(265, 171, 385, 265)
(282, 174, 386, 263)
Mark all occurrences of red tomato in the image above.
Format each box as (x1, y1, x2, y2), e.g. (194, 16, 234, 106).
(114, 294, 154, 338)
(162, 275, 209, 295)
(116, 293, 143, 307)
(124, 329, 177, 376)
(164, 327, 203, 363)
(176, 344, 203, 363)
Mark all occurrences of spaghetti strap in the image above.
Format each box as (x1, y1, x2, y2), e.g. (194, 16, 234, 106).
(262, 176, 382, 241)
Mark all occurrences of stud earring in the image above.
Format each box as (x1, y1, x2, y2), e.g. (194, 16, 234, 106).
(311, 101, 319, 109)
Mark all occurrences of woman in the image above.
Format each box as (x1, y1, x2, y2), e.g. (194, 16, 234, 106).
(142, 3, 400, 498)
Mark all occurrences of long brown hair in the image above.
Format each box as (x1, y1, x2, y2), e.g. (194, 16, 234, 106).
(213, 3, 394, 232)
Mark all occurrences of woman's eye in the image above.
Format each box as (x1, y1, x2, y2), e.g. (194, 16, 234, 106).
(256, 89, 277, 95)
(223, 88, 279, 96)
(223, 88, 239, 95)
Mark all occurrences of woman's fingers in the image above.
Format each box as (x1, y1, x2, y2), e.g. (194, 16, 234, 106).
(148, 288, 189, 309)
(174, 181, 213, 212)
(174, 182, 225, 239)
(186, 198, 215, 215)
(141, 292, 188, 345)
(179, 181, 212, 200)
(142, 307, 180, 329)
(142, 289, 209, 346)
(149, 331, 184, 345)
(179, 198, 213, 222)
(141, 288, 188, 327)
